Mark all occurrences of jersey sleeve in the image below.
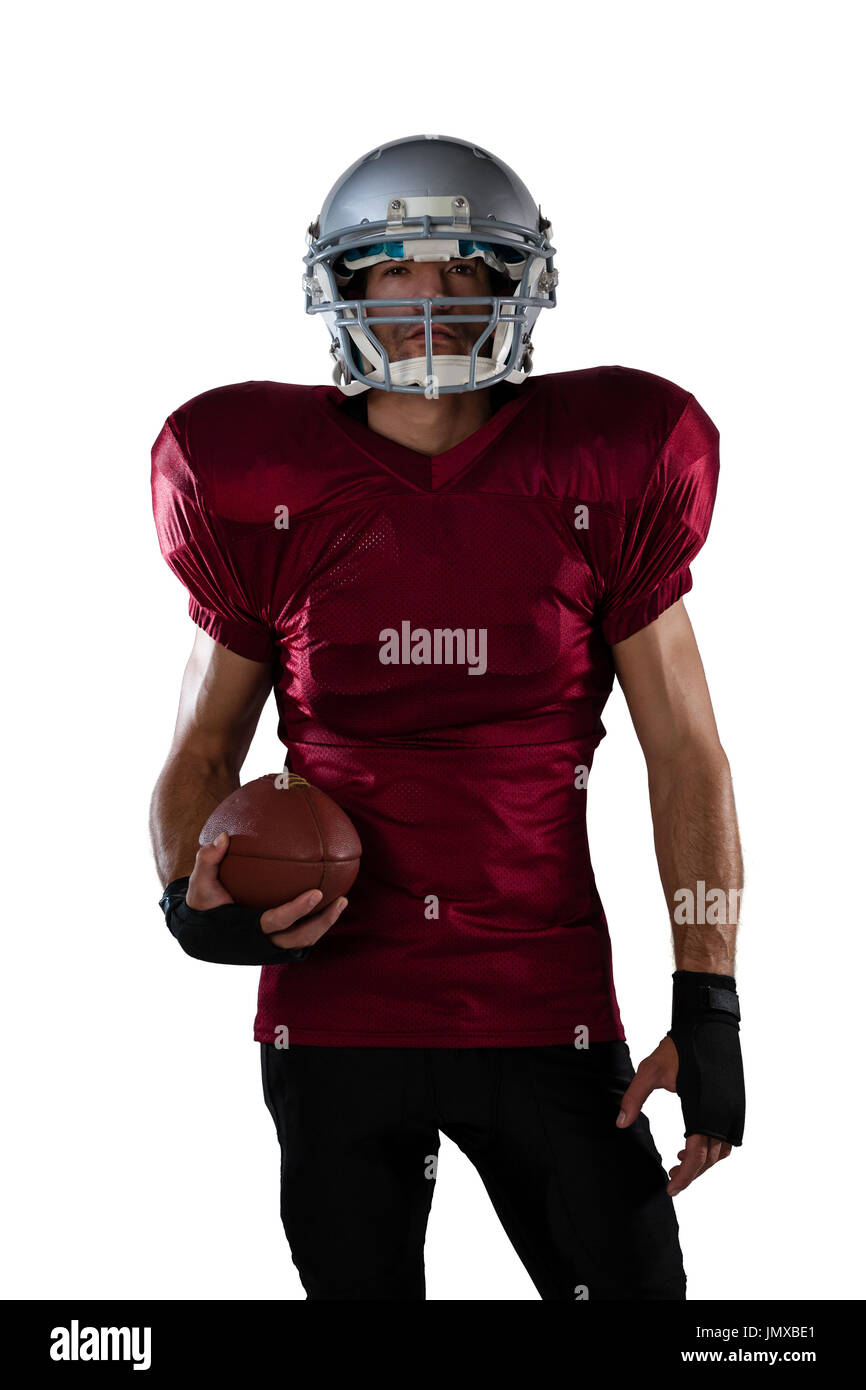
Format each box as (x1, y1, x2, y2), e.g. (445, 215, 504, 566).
(151, 414, 276, 663)
(599, 392, 720, 645)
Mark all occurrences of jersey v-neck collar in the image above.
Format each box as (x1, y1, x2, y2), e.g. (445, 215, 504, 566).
(313, 378, 541, 492)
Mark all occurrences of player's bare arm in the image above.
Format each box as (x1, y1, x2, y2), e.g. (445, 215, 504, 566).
(611, 599, 742, 1195)
(149, 628, 346, 950)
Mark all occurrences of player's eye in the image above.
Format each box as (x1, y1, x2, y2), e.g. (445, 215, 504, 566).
(450, 261, 476, 274)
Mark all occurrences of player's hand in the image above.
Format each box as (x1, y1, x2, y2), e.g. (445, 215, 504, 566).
(188, 830, 348, 949)
(614, 1035, 733, 1196)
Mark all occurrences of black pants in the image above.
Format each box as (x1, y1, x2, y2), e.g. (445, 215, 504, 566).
(259, 1040, 686, 1301)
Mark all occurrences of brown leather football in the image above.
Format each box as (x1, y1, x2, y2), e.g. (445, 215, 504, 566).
(199, 772, 362, 911)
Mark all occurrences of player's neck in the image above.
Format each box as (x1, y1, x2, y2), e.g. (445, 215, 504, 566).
(365, 388, 493, 456)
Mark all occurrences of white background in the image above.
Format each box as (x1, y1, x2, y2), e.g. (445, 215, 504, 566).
(3, 0, 863, 1301)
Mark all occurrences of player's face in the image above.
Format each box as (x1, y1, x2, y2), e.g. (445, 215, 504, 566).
(363, 257, 495, 362)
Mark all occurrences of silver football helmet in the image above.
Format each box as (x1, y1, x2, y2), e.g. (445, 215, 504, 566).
(303, 134, 558, 395)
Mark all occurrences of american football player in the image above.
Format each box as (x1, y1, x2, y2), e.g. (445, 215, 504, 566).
(150, 133, 744, 1300)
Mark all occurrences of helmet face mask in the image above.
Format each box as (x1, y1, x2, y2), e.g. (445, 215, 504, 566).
(303, 135, 558, 396)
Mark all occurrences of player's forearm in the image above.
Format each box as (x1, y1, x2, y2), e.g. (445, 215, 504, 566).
(150, 751, 240, 885)
(647, 743, 742, 975)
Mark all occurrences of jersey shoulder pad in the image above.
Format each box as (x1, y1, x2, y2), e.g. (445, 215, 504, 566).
(155, 380, 319, 523)
(533, 364, 704, 500)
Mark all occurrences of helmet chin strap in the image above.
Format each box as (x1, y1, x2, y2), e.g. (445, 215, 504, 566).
(368, 353, 503, 388)
(340, 312, 524, 393)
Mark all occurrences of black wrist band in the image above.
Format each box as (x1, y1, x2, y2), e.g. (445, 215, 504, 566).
(157, 875, 311, 964)
(159, 876, 191, 915)
(670, 969, 740, 1026)
(667, 969, 745, 1146)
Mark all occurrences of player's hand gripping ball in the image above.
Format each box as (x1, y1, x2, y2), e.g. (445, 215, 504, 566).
(199, 773, 362, 911)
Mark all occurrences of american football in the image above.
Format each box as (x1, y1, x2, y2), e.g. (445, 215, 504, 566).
(198, 773, 362, 912)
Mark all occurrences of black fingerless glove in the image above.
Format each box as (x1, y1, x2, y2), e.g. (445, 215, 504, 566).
(159, 877, 310, 965)
(667, 970, 745, 1146)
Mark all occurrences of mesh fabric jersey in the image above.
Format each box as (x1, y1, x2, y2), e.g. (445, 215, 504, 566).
(151, 366, 719, 1047)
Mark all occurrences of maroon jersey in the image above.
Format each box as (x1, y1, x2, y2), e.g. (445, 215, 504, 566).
(151, 366, 719, 1046)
